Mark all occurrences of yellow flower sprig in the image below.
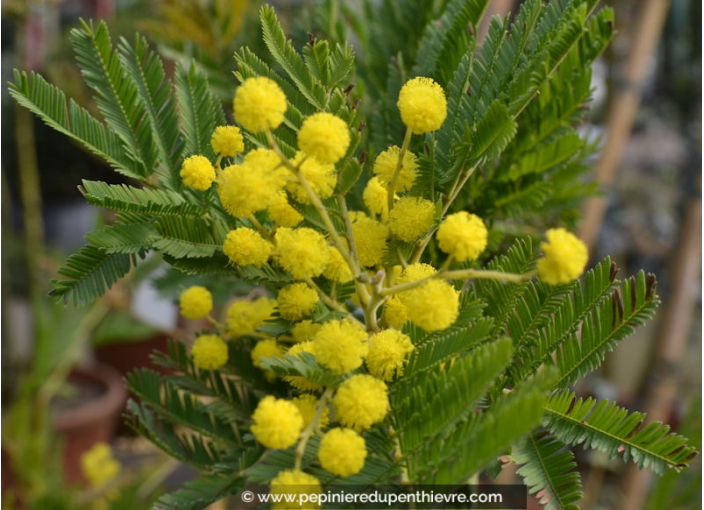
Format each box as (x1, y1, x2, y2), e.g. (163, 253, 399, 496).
(174, 73, 592, 488)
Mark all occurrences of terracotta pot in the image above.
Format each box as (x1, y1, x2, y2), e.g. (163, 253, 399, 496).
(94, 332, 172, 376)
(52, 363, 127, 485)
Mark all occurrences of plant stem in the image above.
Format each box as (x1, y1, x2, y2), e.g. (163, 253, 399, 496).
(248, 214, 274, 242)
(409, 165, 478, 264)
(387, 128, 413, 215)
(265, 130, 370, 306)
(295, 387, 334, 470)
(379, 268, 535, 297)
(303, 277, 346, 315)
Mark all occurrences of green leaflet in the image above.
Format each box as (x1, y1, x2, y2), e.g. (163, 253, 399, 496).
(545, 390, 698, 474)
(515, 431, 583, 510)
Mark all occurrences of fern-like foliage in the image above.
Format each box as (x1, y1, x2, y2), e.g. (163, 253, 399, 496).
(554, 270, 659, 388)
(514, 431, 583, 510)
(48, 245, 134, 307)
(12, 23, 231, 304)
(545, 390, 698, 475)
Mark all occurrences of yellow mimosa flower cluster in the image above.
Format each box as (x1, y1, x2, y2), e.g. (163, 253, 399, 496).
(173, 72, 589, 490)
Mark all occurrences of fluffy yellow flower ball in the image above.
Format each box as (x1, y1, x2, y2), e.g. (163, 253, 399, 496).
(291, 320, 323, 343)
(211, 125, 244, 157)
(251, 339, 283, 368)
(244, 147, 283, 172)
(267, 192, 304, 227)
(250, 396, 303, 449)
(313, 319, 368, 374)
(268, 192, 303, 225)
(275, 227, 330, 279)
(323, 245, 353, 283)
(366, 329, 415, 381)
(363, 177, 391, 217)
(233, 76, 287, 133)
(333, 374, 389, 431)
(403, 280, 459, 332)
(218, 163, 283, 218)
(383, 295, 408, 329)
(318, 428, 367, 477)
(179, 285, 213, 319)
(223, 227, 273, 268)
(284, 341, 322, 392)
(389, 196, 436, 242)
(372, 146, 418, 192)
(397, 77, 447, 134)
(269, 469, 321, 510)
(180, 155, 215, 191)
(226, 298, 276, 337)
(277, 283, 319, 321)
(351, 214, 389, 267)
(298, 112, 350, 164)
(398, 263, 436, 284)
(292, 394, 329, 430)
(537, 228, 589, 285)
(287, 152, 337, 203)
(80, 443, 121, 489)
(191, 334, 228, 370)
(436, 211, 488, 262)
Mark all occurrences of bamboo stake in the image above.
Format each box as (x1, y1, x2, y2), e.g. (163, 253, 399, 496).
(620, 181, 701, 510)
(579, 0, 672, 251)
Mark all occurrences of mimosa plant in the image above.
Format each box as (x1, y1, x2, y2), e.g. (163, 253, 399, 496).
(9, 1, 697, 508)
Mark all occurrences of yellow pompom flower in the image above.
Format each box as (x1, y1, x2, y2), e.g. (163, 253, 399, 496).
(275, 227, 330, 279)
(233, 76, 287, 133)
(218, 164, 283, 218)
(298, 112, 350, 164)
(389, 196, 436, 242)
(398, 263, 436, 284)
(80, 443, 121, 489)
(251, 339, 283, 368)
(191, 334, 228, 370)
(268, 191, 304, 227)
(243, 148, 284, 176)
(403, 280, 459, 332)
(436, 211, 488, 262)
(292, 394, 329, 430)
(291, 320, 323, 343)
(251, 396, 303, 449)
(397, 77, 447, 134)
(318, 428, 367, 477)
(287, 152, 337, 203)
(284, 341, 322, 392)
(366, 330, 415, 381)
(223, 228, 273, 268)
(537, 228, 589, 285)
(277, 283, 319, 321)
(323, 245, 353, 283)
(363, 177, 391, 217)
(383, 295, 408, 329)
(372, 146, 418, 192)
(211, 125, 244, 157)
(179, 286, 213, 320)
(351, 215, 389, 267)
(313, 319, 368, 374)
(180, 155, 215, 191)
(226, 298, 276, 337)
(269, 470, 322, 510)
(333, 374, 389, 431)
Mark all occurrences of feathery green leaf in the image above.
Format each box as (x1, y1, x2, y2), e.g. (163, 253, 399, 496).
(515, 431, 583, 510)
(545, 390, 698, 474)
